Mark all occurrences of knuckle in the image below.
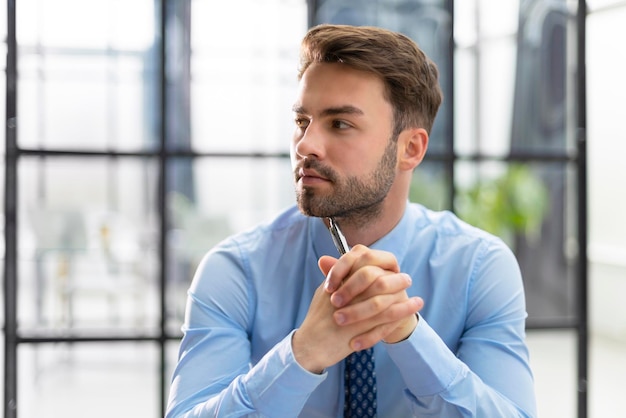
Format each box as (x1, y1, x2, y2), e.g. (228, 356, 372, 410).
(376, 323, 395, 342)
(360, 332, 380, 350)
(361, 251, 376, 264)
(351, 244, 368, 253)
(372, 273, 391, 292)
(368, 296, 384, 312)
(353, 245, 376, 262)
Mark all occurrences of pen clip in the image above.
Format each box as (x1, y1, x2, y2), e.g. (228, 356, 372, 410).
(327, 217, 349, 255)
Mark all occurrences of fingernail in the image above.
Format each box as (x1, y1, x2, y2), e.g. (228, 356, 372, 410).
(403, 273, 412, 285)
(335, 312, 346, 325)
(352, 341, 362, 350)
(410, 297, 422, 309)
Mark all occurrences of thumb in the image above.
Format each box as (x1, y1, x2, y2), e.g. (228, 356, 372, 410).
(318, 255, 338, 277)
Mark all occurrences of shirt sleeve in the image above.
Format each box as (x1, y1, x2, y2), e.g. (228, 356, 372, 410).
(165, 245, 326, 418)
(385, 241, 537, 418)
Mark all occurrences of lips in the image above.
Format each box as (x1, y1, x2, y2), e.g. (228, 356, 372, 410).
(295, 165, 333, 188)
(298, 168, 327, 181)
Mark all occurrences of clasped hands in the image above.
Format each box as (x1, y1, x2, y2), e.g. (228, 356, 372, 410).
(292, 244, 424, 374)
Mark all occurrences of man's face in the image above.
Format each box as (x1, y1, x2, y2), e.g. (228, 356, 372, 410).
(291, 62, 398, 220)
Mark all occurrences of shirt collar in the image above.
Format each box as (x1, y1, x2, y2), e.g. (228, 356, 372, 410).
(310, 204, 415, 265)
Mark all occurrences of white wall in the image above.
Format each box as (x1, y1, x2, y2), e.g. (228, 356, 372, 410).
(587, 2, 626, 342)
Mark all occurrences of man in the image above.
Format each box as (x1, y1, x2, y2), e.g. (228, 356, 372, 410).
(166, 24, 536, 417)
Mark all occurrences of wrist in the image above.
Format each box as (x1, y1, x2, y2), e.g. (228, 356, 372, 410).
(383, 314, 419, 344)
(291, 330, 325, 374)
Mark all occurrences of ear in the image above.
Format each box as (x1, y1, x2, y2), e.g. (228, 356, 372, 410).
(397, 128, 428, 171)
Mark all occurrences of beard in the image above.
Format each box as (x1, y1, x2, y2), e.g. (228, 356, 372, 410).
(294, 136, 398, 226)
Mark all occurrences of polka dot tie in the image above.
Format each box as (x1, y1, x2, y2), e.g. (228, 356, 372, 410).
(344, 348, 377, 417)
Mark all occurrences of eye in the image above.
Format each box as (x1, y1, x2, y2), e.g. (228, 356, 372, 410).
(331, 120, 352, 130)
(295, 117, 310, 130)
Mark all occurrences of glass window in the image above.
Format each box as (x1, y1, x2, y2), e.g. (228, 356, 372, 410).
(17, 157, 160, 333)
(16, 0, 157, 151)
(18, 343, 159, 418)
(189, 0, 307, 153)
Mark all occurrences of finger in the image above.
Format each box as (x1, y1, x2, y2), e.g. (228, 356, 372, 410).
(325, 245, 399, 293)
(331, 271, 412, 308)
(349, 245, 400, 274)
(346, 297, 423, 350)
(318, 255, 338, 289)
(333, 293, 398, 325)
(367, 272, 412, 295)
(334, 285, 417, 326)
(350, 322, 399, 351)
(330, 265, 385, 307)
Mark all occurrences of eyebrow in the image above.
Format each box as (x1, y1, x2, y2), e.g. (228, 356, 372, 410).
(292, 104, 365, 118)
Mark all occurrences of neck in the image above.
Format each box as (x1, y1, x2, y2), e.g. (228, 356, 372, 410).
(323, 170, 412, 248)
(330, 194, 407, 248)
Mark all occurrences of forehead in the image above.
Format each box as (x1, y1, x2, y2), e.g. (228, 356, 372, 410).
(295, 63, 391, 116)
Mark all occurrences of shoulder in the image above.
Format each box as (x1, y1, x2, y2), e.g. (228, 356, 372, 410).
(406, 204, 525, 319)
(190, 205, 308, 290)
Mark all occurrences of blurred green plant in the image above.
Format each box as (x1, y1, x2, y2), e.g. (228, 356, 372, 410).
(409, 169, 449, 211)
(455, 164, 549, 247)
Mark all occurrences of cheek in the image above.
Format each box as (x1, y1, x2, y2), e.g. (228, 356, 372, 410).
(350, 157, 371, 176)
(336, 156, 371, 181)
(351, 145, 384, 168)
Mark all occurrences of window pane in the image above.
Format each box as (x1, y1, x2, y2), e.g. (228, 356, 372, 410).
(455, 0, 576, 157)
(455, 31, 530, 156)
(18, 343, 159, 418)
(18, 157, 160, 333)
(17, 0, 157, 151)
(511, 1, 575, 155)
(188, 0, 307, 153)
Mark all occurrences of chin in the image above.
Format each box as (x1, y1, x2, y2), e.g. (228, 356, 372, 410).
(296, 199, 328, 218)
(297, 204, 322, 218)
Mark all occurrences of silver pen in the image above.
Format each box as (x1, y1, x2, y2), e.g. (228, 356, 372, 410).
(327, 217, 349, 255)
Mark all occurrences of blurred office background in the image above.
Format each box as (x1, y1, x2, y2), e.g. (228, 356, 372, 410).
(1, 0, 624, 417)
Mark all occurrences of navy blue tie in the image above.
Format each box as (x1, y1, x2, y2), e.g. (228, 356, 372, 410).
(344, 348, 377, 417)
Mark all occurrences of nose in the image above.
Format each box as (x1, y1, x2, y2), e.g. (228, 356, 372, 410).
(293, 122, 325, 160)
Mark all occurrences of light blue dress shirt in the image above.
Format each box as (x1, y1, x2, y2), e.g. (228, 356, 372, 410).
(166, 203, 536, 417)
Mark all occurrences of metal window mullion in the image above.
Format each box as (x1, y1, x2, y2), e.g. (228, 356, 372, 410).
(446, 0, 455, 212)
(157, 0, 169, 416)
(576, 1, 588, 417)
(4, 0, 19, 417)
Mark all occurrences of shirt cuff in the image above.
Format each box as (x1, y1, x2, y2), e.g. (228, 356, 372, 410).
(243, 330, 327, 416)
(384, 314, 466, 396)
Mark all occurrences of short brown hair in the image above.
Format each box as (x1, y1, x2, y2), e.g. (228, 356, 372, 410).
(298, 24, 443, 135)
